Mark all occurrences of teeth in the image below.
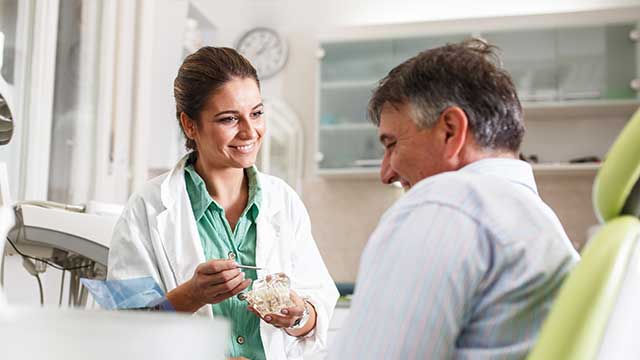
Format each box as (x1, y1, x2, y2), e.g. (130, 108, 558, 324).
(234, 143, 255, 151)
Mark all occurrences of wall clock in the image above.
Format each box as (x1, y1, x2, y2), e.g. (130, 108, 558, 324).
(236, 27, 288, 79)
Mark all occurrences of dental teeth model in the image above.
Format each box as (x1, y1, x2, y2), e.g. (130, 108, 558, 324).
(244, 273, 294, 317)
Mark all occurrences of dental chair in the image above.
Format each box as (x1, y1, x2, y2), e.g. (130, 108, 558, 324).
(527, 108, 640, 360)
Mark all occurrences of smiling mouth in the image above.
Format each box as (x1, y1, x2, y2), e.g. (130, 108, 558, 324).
(230, 142, 256, 153)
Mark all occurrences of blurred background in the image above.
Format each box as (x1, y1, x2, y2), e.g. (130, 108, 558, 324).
(1, 0, 639, 306)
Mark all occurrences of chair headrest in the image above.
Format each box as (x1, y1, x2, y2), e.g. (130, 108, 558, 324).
(593, 108, 640, 222)
(622, 179, 640, 218)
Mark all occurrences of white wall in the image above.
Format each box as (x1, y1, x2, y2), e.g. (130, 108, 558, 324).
(4, 0, 637, 306)
(4, 0, 636, 305)
(320, 0, 640, 26)
(146, 0, 189, 172)
(177, 0, 640, 282)
(189, 0, 640, 179)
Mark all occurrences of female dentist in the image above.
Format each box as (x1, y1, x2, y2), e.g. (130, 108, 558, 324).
(107, 47, 338, 360)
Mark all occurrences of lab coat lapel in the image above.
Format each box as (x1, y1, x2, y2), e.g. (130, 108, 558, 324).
(156, 203, 205, 286)
(256, 214, 278, 278)
(255, 176, 283, 278)
(156, 154, 206, 287)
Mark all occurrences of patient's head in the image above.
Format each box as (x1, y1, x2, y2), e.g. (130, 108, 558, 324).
(370, 39, 525, 188)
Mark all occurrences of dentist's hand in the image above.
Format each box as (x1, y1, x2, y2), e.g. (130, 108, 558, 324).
(167, 259, 251, 313)
(191, 259, 252, 304)
(248, 289, 317, 337)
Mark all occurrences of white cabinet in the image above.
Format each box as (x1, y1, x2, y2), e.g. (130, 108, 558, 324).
(316, 12, 640, 178)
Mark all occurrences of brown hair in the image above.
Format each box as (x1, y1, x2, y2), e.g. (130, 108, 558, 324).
(174, 47, 260, 150)
(368, 38, 524, 153)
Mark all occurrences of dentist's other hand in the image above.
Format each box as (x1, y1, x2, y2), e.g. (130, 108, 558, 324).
(248, 290, 317, 337)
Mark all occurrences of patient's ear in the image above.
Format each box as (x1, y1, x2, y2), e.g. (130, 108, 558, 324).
(438, 106, 468, 160)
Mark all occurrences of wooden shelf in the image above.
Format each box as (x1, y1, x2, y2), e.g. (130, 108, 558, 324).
(319, 97, 638, 122)
(532, 162, 601, 175)
(320, 80, 376, 90)
(523, 99, 640, 119)
(317, 162, 601, 179)
(317, 167, 380, 180)
(319, 123, 374, 131)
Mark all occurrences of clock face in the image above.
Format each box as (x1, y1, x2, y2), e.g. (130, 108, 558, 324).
(237, 28, 288, 79)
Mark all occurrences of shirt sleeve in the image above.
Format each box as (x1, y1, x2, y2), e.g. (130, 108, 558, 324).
(329, 202, 491, 359)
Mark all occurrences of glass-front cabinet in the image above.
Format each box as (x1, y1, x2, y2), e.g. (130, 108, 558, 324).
(483, 24, 637, 102)
(316, 21, 640, 176)
(317, 40, 390, 170)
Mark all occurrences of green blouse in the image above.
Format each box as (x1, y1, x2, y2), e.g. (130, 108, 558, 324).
(184, 164, 265, 360)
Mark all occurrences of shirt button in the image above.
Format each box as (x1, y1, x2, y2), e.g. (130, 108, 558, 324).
(228, 252, 236, 260)
(236, 336, 245, 345)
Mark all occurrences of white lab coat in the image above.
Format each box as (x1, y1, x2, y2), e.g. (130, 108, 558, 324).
(108, 155, 339, 360)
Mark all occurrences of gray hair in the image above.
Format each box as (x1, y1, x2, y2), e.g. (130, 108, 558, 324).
(368, 38, 524, 152)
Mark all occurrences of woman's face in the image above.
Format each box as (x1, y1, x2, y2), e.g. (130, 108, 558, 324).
(183, 77, 265, 169)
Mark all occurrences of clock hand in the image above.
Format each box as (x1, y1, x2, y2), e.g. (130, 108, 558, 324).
(257, 37, 277, 56)
(257, 44, 269, 56)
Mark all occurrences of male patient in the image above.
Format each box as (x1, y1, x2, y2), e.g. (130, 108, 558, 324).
(329, 40, 579, 359)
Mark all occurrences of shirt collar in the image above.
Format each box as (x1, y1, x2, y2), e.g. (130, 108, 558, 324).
(184, 164, 262, 222)
(458, 158, 538, 195)
(184, 164, 217, 221)
(244, 166, 262, 221)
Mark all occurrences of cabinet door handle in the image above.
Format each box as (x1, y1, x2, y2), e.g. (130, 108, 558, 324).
(630, 29, 640, 42)
(631, 79, 640, 92)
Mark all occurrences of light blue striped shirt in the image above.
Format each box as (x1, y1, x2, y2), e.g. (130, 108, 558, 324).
(329, 158, 579, 359)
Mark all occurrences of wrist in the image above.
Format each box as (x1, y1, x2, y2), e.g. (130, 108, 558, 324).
(288, 301, 311, 330)
(147, 296, 175, 311)
(167, 280, 205, 313)
(285, 300, 316, 337)
(186, 279, 207, 309)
